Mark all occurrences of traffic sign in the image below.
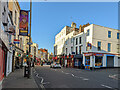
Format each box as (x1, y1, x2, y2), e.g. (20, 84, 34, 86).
(27, 42, 33, 45)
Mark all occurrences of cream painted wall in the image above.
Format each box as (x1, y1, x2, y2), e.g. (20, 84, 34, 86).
(92, 24, 119, 54)
(54, 26, 67, 55)
(64, 31, 74, 55)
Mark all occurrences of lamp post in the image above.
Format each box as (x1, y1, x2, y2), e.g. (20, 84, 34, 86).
(27, 0, 32, 78)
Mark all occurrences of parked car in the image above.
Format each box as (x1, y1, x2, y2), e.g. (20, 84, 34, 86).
(50, 63, 61, 68)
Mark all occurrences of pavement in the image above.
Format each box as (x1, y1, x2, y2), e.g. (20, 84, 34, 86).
(2, 67, 38, 89)
(33, 65, 120, 89)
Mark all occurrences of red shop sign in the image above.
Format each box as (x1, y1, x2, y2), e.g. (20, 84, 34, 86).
(94, 53, 103, 56)
(84, 53, 93, 56)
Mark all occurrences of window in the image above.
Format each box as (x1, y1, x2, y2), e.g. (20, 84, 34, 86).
(71, 38, 73, 43)
(108, 31, 111, 38)
(15, 11, 17, 24)
(76, 47, 78, 55)
(71, 47, 73, 54)
(97, 41, 101, 51)
(76, 38, 78, 45)
(65, 40, 67, 45)
(79, 46, 81, 54)
(79, 37, 81, 44)
(117, 33, 119, 39)
(66, 48, 67, 54)
(108, 43, 111, 52)
(87, 29, 90, 36)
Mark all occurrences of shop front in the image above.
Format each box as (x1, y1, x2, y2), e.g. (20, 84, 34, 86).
(74, 54, 83, 69)
(84, 52, 104, 70)
(67, 55, 74, 68)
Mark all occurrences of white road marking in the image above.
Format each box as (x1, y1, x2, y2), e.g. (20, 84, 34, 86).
(41, 77, 44, 83)
(42, 82, 50, 85)
(83, 78, 89, 81)
(101, 84, 112, 89)
(72, 74, 75, 77)
(65, 73, 70, 75)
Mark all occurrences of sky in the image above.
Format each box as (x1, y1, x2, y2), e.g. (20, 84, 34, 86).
(18, 2, 118, 53)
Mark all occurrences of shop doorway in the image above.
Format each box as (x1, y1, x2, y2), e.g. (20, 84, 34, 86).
(85, 56, 90, 70)
(107, 56, 114, 67)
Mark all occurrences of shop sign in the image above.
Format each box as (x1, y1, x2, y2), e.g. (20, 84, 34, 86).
(94, 53, 103, 56)
(84, 53, 93, 56)
(14, 39, 20, 44)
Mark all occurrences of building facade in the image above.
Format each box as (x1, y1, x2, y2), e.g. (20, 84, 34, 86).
(83, 24, 120, 70)
(54, 23, 120, 70)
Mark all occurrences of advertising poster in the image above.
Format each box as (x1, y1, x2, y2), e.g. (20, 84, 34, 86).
(19, 10, 29, 36)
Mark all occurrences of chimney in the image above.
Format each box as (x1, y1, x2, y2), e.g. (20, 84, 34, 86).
(71, 22, 76, 28)
(79, 23, 90, 33)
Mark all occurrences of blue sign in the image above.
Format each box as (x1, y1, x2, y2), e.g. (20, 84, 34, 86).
(27, 42, 33, 45)
(14, 42, 19, 44)
(72, 52, 75, 54)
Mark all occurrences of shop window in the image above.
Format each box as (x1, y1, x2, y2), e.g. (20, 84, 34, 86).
(95, 56, 102, 67)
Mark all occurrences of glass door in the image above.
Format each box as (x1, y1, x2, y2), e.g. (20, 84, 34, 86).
(85, 56, 90, 70)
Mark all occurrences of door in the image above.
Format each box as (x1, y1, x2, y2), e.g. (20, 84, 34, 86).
(107, 56, 114, 67)
(85, 56, 90, 70)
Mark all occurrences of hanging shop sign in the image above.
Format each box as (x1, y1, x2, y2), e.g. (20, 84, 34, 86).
(14, 39, 20, 44)
(19, 10, 29, 36)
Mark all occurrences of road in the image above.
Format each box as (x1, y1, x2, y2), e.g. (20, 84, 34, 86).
(32, 65, 119, 89)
